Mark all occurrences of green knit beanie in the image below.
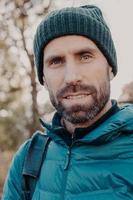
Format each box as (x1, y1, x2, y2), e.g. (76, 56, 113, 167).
(33, 5, 117, 85)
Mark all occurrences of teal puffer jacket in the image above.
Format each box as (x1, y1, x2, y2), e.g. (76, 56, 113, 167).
(2, 104, 133, 200)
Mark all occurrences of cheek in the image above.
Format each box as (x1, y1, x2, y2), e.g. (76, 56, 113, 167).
(85, 67, 109, 90)
(44, 69, 64, 94)
(89, 65, 109, 80)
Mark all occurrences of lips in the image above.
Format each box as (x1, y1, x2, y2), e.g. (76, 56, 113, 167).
(63, 93, 91, 100)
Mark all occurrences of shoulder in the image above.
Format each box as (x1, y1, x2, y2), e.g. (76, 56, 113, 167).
(2, 138, 31, 199)
(7, 137, 31, 177)
(4, 132, 45, 179)
(117, 103, 133, 120)
(119, 103, 133, 112)
(14, 131, 45, 165)
(2, 132, 44, 199)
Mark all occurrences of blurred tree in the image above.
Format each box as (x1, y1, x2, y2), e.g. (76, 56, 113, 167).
(118, 81, 133, 104)
(0, 0, 54, 150)
(0, 0, 77, 150)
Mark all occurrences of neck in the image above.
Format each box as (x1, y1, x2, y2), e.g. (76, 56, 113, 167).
(61, 100, 112, 134)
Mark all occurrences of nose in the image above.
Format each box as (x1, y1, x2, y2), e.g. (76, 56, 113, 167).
(64, 59, 82, 85)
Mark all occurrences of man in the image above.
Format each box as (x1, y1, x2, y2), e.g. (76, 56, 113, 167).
(2, 5, 133, 200)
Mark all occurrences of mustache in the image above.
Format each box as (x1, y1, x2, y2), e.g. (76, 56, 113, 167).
(56, 84, 96, 98)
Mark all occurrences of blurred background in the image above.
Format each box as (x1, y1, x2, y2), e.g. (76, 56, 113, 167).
(0, 0, 133, 196)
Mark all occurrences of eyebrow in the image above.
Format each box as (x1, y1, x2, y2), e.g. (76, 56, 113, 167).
(74, 47, 97, 56)
(44, 47, 97, 64)
(44, 54, 64, 65)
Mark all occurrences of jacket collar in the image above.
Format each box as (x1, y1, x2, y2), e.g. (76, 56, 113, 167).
(40, 103, 133, 145)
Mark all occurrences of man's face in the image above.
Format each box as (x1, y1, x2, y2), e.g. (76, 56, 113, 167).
(43, 35, 113, 124)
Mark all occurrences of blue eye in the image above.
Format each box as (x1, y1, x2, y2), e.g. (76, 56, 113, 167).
(81, 54, 91, 60)
(79, 53, 94, 63)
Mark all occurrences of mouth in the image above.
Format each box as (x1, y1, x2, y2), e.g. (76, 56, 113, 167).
(63, 93, 92, 100)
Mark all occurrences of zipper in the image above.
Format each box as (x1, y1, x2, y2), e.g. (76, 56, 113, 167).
(64, 147, 71, 170)
(61, 133, 76, 200)
(64, 132, 75, 170)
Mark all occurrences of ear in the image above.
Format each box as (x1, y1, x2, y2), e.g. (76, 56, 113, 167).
(109, 66, 114, 81)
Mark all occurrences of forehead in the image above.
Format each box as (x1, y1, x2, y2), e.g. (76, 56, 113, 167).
(43, 35, 99, 57)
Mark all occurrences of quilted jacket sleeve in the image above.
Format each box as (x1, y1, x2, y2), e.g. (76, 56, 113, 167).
(1, 140, 30, 200)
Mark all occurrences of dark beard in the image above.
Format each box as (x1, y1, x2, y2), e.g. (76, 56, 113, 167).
(49, 80, 110, 125)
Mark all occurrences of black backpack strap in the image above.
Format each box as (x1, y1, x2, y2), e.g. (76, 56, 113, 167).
(22, 132, 51, 200)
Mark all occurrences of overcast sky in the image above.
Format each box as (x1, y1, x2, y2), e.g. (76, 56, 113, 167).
(55, 0, 133, 99)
